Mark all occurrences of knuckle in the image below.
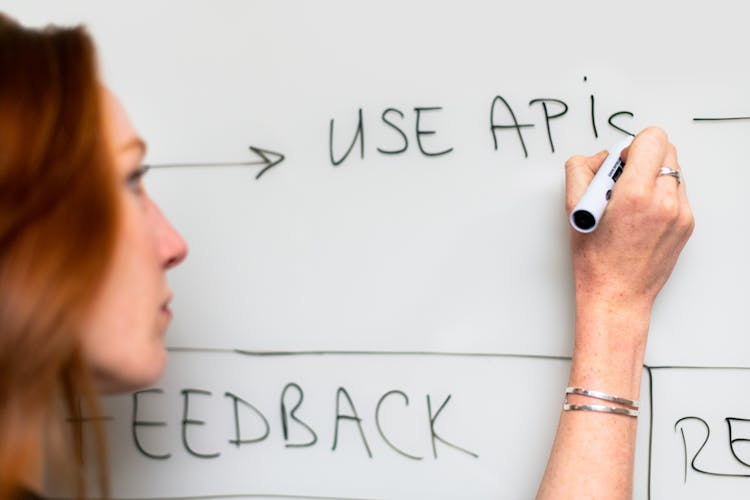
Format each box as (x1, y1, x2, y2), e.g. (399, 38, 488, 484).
(656, 196, 680, 223)
(566, 191, 581, 213)
(565, 155, 585, 172)
(621, 185, 649, 208)
(639, 126, 668, 145)
(566, 197, 575, 213)
(682, 210, 696, 235)
(667, 143, 678, 159)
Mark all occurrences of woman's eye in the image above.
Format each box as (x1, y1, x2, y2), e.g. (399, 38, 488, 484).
(126, 165, 149, 194)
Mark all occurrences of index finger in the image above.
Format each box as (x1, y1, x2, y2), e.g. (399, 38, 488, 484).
(618, 127, 669, 192)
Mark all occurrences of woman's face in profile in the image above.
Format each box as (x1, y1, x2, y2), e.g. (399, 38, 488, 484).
(81, 88, 188, 393)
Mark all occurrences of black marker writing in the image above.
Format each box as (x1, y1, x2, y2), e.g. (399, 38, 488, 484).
(377, 108, 409, 155)
(329, 108, 365, 166)
(67, 398, 113, 464)
(675, 415, 750, 481)
(329, 106, 453, 165)
(132, 389, 170, 460)
(414, 107, 453, 157)
(225, 391, 270, 447)
(281, 382, 318, 448)
(332, 387, 372, 458)
(529, 98, 569, 153)
(375, 390, 423, 461)
(585, 76, 599, 139)
(608, 111, 635, 137)
(693, 116, 750, 122)
(490, 95, 534, 158)
(181, 389, 220, 459)
(427, 394, 478, 459)
(117, 376, 482, 463)
(145, 146, 285, 180)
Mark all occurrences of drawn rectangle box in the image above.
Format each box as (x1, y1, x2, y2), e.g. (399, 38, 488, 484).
(648, 367, 750, 499)
(90, 350, 576, 500)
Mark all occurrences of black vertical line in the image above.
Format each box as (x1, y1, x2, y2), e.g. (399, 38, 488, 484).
(646, 366, 654, 500)
(680, 427, 688, 484)
(590, 94, 598, 138)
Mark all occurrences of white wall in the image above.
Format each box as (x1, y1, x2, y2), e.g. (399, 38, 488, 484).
(5, 1, 750, 498)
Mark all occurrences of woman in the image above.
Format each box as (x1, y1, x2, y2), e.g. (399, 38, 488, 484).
(0, 12, 692, 500)
(0, 14, 187, 499)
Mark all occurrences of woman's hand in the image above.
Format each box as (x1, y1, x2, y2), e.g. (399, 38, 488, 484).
(566, 127, 694, 341)
(537, 127, 694, 500)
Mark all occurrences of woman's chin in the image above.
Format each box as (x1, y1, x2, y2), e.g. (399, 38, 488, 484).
(93, 348, 167, 394)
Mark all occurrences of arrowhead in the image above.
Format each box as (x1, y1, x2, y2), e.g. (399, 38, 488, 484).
(249, 146, 285, 180)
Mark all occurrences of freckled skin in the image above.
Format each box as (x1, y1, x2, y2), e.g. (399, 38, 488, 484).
(537, 127, 694, 500)
(81, 88, 188, 393)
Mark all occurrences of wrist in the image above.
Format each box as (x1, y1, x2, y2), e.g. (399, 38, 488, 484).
(574, 276, 656, 315)
(569, 297, 652, 401)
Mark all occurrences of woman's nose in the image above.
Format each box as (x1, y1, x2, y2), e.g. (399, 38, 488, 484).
(151, 200, 188, 270)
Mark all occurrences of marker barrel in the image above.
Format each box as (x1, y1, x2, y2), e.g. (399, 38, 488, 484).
(569, 138, 633, 233)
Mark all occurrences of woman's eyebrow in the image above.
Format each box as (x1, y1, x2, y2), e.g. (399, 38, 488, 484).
(120, 137, 147, 157)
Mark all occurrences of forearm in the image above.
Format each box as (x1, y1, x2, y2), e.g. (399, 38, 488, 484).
(569, 294, 650, 400)
(537, 129, 693, 499)
(536, 300, 650, 500)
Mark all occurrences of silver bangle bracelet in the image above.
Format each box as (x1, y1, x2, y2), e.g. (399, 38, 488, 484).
(563, 402, 640, 417)
(565, 387, 639, 409)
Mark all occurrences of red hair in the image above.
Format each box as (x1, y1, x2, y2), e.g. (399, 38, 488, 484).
(0, 13, 118, 499)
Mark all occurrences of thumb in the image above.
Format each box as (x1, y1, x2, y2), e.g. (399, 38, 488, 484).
(565, 150, 608, 213)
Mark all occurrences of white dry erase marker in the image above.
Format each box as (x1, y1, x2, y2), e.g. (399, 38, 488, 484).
(569, 138, 633, 233)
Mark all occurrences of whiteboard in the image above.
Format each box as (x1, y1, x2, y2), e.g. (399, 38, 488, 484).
(6, 1, 750, 498)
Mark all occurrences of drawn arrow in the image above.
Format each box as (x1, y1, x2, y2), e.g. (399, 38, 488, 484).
(145, 146, 285, 180)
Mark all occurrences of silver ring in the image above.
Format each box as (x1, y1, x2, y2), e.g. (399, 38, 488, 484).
(657, 166, 681, 184)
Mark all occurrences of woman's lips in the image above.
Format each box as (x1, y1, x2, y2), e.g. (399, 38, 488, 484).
(161, 294, 173, 320)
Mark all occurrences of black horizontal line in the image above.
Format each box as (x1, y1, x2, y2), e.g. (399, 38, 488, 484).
(165, 347, 750, 371)
(647, 365, 750, 371)
(693, 116, 750, 122)
(166, 346, 571, 362)
(167, 346, 237, 354)
(51, 493, 381, 500)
